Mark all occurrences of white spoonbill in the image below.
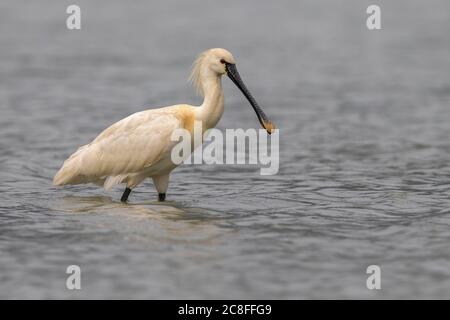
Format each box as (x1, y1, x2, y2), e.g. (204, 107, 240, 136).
(53, 48, 275, 202)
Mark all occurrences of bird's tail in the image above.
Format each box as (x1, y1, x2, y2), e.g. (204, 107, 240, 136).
(53, 165, 75, 186)
(53, 145, 88, 186)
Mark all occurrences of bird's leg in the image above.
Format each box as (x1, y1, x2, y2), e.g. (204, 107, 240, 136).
(152, 174, 169, 202)
(121, 187, 132, 203)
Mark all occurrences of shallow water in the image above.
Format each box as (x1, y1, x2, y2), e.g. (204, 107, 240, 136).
(1, 0, 450, 299)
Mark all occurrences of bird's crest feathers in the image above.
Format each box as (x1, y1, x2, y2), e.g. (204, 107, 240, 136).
(189, 51, 207, 97)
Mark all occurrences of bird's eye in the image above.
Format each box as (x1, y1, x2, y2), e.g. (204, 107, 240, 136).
(220, 58, 226, 64)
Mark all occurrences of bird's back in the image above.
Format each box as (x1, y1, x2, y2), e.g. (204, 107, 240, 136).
(53, 105, 194, 188)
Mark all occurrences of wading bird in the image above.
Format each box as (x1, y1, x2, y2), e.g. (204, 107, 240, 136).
(53, 48, 274, 202)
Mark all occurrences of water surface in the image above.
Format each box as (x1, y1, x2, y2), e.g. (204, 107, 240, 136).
(1, 0, 450, 299)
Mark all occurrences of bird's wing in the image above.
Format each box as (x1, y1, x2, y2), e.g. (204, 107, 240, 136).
(53, 108, 185, 185)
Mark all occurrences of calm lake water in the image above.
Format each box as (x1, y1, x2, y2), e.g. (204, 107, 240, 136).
(1, 0, 450, 299)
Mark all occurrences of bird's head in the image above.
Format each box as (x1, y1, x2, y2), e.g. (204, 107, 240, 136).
(204, 48, 236, 75)
(190, 48, 275, 134)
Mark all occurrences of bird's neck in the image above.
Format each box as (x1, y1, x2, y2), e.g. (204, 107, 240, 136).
(195, 73, 224, 130)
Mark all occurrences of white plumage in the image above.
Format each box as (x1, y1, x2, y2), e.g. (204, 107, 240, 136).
(54, 48, 274, 202)
(54, 107, 185, 188)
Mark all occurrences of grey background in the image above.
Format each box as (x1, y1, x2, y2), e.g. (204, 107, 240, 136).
(1, 0, 450, 299)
